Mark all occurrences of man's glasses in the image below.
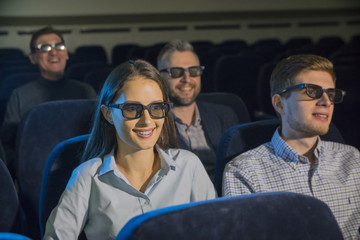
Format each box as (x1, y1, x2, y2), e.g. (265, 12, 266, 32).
(278, 83, 346, 103)
(108, 102, 173, 120)
(33, 42, 66, 53)
(159, 66, 205, 78)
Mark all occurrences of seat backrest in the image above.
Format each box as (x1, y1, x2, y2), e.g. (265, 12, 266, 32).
(0, 48, 27, 62)
(0, 159, 19, 232)
(215, 119, 345, 196)
(143, 44, 165, 67)
(74, 45, 108, 63)
(111, 44, 140, 66)
(15, 99, 97, 239)
(0, 138, 6, 165)
(197, 92, 251, 124)
(0, 65, 38, 85)
(65, 62, 110, 82)
(83, 66, 114, 93)
(316, 36, 345, 57)
(255, 61, 277, 118)
(39, 134, 89, 236)
(0, 233, 32, 240)
(117, 192, 343, 240)
(332, 65, 360, 149)
(213, 53, 267, 117)
(284, 37, 313, 51)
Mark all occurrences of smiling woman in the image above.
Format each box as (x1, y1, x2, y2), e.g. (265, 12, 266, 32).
(43, 59, 216, 240)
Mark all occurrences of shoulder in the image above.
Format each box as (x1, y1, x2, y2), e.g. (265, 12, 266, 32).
(321, 140, 358, 151)
(12, 80, 39, 93)
(72, 157, 103, 178)
(320, 140, 359, 158)
(226, 143, 273, 170)
(8, 82, 41, 103)
(162, 148, 203, 167)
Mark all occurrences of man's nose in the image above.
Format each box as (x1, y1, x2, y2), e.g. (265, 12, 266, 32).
(180, 71, 191, 83)
(317, 91, 332, 107)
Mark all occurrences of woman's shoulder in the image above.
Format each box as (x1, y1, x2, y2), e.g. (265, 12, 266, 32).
(161, 148, 202, 166)
(73, 157, 104, 176)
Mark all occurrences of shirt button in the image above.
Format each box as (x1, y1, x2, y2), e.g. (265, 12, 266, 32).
(144, 200, 149, 205)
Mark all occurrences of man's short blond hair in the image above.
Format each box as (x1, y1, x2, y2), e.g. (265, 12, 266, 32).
(270, 54, 336, 97)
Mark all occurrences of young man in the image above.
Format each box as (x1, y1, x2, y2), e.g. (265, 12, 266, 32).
(157, 39, 241, 181)
(223, 54, 360, 239)
(1, 26, 97, 169)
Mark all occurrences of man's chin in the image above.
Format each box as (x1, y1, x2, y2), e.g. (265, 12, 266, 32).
(304, 125, 330, 137)
(170, 97, 196, 107)
(316, 127, 330, 136)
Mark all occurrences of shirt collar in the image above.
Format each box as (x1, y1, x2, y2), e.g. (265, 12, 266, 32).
(99, 149, 117, 176)
(172, 103, 201, 126)
(38, 75, 67, 88)
(156, 145, 177, 172)
(99, 145, 177, 177)
(271, 127, 321, 165)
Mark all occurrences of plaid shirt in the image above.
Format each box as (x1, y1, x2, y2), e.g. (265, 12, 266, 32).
(173, 104, 216, 180)
(223, 128, 360, 239)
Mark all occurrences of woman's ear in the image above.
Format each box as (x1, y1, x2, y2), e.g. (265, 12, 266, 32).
(272, 94, 285, 115)
(101, 105, 113, 124)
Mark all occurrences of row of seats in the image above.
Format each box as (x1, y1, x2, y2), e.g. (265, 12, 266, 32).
(0, 35, 356, 65)
(1, 38, 359, 112)
(1, 35, 358, 89)
(0, 94, 346, 239)
(1, 35, 359, 74)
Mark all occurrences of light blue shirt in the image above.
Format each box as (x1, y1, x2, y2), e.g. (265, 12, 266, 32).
(44, 146, 216, 240)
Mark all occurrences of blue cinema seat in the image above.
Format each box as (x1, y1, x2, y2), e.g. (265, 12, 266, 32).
(116, 192, 343, 240)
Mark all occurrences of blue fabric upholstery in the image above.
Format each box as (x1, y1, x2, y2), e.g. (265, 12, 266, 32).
(83, 67, 113, 93)
(117, 192, 343, 240)
(0, 233, 32, 240)
(0, 159, 19, 232)
(65, 62, 110, 82)
(213, 53, 268, 118)
(255, 61, 277, 119)
(39, 134, 89, 237)
(0, 138, 6, 165)
(73, 45, 108, 63)
(215, 119, 345, 196)
(15, 99, 96, 239)
(197, 92, 251, 124)
(111, 44, 140, 66)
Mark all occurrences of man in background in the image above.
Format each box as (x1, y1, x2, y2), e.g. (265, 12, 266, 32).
(1, 26, 97, 171)
(157, 39, 241, 181)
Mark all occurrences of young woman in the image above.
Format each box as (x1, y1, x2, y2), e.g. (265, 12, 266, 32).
(44, 60, 216, 239)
